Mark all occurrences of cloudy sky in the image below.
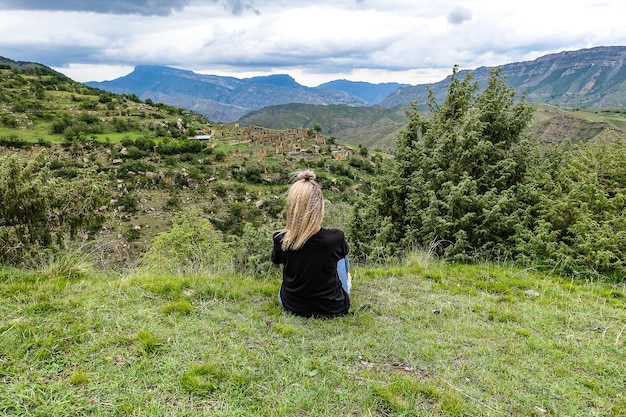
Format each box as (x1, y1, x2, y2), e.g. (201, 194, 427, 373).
(1, 0, 624, 86)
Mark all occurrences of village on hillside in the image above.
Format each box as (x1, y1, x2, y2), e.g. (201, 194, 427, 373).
(193, 124, 356, 162)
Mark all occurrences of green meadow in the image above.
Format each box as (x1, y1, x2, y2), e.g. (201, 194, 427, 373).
(1, 257, 624, 416)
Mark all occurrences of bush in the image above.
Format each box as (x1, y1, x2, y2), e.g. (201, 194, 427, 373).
(232, 223, 277, 278)
(140, 209, 232, 274)
(124, 146, 148, 160)
(119, 160, 155, 176)
(1, 113, 18, 128)
(118, 195, 138, 213)
(158, 139, 204, 155)
(51, 113, 73, 134)
(231, 163, 264, 184)
(0, 155, 109, 264)
(112, 117, 129, 132)
(516, 139, 626, 277)
(134, 137, 156, 152)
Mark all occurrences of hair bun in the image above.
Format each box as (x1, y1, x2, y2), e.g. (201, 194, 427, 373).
(298, 169, 316, 181)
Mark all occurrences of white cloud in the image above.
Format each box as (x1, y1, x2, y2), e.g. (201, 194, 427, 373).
(2, 0, 625, 85)
(54, 63, 135, 82)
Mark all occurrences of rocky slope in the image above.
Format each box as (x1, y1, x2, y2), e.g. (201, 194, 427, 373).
(381, 46, 626, 110)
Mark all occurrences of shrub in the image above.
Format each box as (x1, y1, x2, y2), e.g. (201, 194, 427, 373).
(119, 160, 156, 176)
(516, 138, 626, 277)
(134, 137, 156, 152)
(0, 155, 109, 264)
(232, 223, 277, 278)
(51, 113, 73, 134)
(158, 138, 204, 155)
(162, 191, 180, 209)
(352, 66, 533, 263)
(231, 163, 264, 184)
(140, 208, 232, 274)
(1, 113, 18, 127)
(124, 146, 148, 160)
(118, 195, 138, 213)
(111, 117, 129, 132)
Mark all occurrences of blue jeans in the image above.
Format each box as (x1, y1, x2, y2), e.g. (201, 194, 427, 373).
(278, 256, 350, 306)
(337, 256, 350, 294)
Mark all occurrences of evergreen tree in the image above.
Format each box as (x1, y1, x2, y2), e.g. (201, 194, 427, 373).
(352, 66, 534, 262)
(516, 138, 626, 276)
(0, 154, 109, 264)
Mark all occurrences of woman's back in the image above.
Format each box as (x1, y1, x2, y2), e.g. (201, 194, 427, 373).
(273, 228, 349, 318)
(271, 169, 351, 318)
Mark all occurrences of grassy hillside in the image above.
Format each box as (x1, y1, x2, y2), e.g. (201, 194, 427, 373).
(0, 259, 624, 416)
(239, 103, 626, 151)
(239, 104, 406, 152)
(0, 127, 377, 266)
(529, 105, 626, 143)
(4, 58, 623, 154)
(0, 61, 379, 266)
(0, 62, 211, 144)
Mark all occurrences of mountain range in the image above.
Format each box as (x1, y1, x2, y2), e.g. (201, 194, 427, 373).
(85, 46, 626, 125)
(86, 66, 407, 123)
(381, 45, 626, 110)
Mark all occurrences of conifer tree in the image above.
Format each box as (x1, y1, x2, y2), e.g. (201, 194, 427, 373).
(0, 154, 109, 264)
(352, 66, 534, 262)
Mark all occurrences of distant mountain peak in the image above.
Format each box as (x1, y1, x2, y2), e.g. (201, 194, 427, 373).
(317, 79, 411, 104)
(243, 74, 299, 87)
(131, 65, 195, 75)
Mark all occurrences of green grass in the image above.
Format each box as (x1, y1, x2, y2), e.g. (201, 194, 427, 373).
(0, 126, 159, 144)
(91, 132, 151, 143)
(0, 261, 624, 416)
(565, 108, 626, 130)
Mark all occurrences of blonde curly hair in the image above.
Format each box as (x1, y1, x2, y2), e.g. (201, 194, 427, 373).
(279, 169, 324, 250)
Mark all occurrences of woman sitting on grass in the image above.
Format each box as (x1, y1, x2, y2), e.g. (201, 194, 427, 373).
(271, 169, 351, 318)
